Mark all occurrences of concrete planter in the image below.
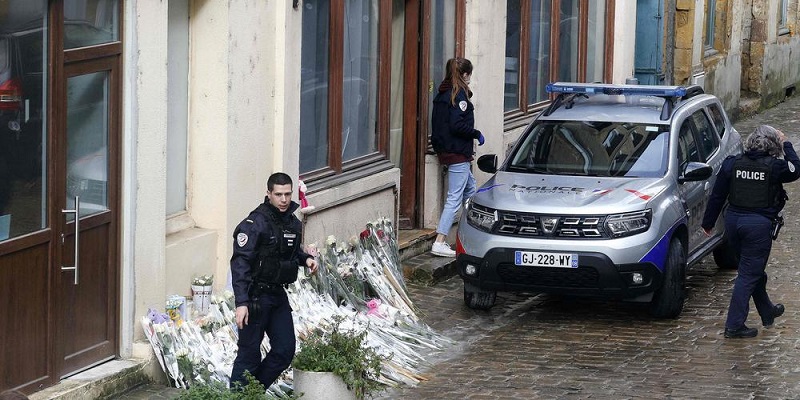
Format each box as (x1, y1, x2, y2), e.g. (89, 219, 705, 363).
(293, 369, 356, 400)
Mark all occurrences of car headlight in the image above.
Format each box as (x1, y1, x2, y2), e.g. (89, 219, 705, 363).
(605, 209, 651, 237)
(465, 199, 498, 232)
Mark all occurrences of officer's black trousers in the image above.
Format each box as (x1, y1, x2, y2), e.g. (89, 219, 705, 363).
(724, 210, 775, 330)
(230, 290, 296, 389)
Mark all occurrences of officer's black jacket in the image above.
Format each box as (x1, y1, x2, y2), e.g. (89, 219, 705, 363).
(431, 86, 481, 157)
(230, 200, 311, 307)
(702, 142, 800, 230)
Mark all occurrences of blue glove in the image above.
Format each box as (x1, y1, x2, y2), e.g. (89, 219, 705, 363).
(477, 132, 485, 146)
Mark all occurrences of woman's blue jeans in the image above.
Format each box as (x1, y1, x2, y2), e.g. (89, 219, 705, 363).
(436, 162, 476, 237)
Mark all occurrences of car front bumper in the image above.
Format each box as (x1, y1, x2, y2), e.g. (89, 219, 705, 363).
(457, 249, 663, 301)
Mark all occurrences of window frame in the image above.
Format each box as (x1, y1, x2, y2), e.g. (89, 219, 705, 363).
(778, 0, 789, 36)
(300, 0, 393, 184)
(504, 0, 615, 122)
(703, 0, 716, 52)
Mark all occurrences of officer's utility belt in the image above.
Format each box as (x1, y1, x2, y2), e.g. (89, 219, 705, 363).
(252, 282, 288, 295)
(771, 213, 784, 241)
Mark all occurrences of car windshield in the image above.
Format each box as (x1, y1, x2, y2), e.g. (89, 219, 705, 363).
(507, 120, 670, 178)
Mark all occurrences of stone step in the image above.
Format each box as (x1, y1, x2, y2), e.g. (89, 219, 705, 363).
(28, 359, 156, 400)
(397, 228, 437, 262)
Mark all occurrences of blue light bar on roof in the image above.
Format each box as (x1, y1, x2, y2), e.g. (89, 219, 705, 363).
(546, 82, 687, 98)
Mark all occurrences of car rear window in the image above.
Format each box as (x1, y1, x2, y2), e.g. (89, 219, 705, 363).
(508, 120, 670, 178)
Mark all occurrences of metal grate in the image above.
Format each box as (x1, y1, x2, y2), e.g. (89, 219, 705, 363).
(497, 263, 600, 288)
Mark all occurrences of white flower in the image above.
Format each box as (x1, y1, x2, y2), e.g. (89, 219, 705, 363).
(192, 274, 213, 286)
(176, 348, 189, 357)
(326, 235, 337, 246)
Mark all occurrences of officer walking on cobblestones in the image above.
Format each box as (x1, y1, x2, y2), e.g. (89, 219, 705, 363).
(702, 125, 800, 338)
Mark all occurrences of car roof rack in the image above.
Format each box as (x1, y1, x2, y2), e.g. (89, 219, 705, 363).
(543, 82, 704, 121)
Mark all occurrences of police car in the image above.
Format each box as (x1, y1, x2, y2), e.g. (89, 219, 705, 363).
(456, 82, 743, 317)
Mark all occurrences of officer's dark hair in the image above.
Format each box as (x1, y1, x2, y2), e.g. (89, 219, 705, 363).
(745, 125, 784, 157)
(266, 172, 293, 192)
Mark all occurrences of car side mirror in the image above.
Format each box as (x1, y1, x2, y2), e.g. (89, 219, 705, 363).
(477, 154, 497, 173)
(678, 161, 713, 184)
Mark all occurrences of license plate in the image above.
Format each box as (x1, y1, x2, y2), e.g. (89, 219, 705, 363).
(515, 251, 578, 268)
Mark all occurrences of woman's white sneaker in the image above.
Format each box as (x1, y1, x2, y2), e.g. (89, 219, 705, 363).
(431, 241, 456, 257)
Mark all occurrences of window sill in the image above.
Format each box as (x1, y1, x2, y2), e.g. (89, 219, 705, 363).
(305, 159, 396, 194)
(166, 211, 195, 236)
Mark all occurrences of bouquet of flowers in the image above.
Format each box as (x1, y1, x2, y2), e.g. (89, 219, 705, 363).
(192, 274, 213, 286)
(141, 218, 452, 394)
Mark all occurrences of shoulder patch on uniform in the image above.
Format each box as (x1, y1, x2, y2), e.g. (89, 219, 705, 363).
(459, 100, 468, 112)
(790, 163, 796, 173)
(237, 233, 248, 247)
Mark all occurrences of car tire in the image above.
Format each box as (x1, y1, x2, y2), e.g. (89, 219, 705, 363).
(712, 239, 739, 270)
(648, 239, 686, 319)
(463, 282, 496, 310)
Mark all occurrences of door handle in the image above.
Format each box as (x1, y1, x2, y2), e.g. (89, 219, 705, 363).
(61, 196, 80, 285)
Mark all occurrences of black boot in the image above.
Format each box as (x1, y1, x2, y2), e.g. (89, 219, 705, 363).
(724, 326, 758, 338)
(762, 303, 785, 328)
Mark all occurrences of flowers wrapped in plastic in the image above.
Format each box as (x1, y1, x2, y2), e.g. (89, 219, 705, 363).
(141, 218, 451, 395)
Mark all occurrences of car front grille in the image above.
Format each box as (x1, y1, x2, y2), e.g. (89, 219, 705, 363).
(471, 204, 609, 239)
(497, 263, 600, 288)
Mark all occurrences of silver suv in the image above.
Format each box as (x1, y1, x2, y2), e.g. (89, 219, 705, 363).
(456, 82, 742, 318)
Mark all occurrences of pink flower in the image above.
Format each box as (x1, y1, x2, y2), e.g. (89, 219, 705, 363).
(366, 299, 382, 317)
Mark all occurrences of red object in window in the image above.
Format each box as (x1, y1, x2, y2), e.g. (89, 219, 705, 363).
(0, 77, 23, 111)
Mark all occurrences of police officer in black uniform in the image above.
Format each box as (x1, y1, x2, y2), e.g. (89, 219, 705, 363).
(229, 172, 318, 387)
(702, 125, 800, 338)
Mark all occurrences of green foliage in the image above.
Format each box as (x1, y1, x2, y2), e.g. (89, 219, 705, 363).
(176, 372, 298, 400)
(292, 316, 385, 399)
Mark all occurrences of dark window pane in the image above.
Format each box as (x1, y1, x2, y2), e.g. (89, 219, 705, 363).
(429, 0, 455, 136)
(557, 0, 579, 82)
(0, 1, 47, 241)
(504, 0, 521, 111)
(64, 0, 119, 49)
(342, 0, 379, 162)
(526, 0, 551, 104)
(300, 0, 331, 173)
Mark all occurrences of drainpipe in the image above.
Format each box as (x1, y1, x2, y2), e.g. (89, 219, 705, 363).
(664, 0, 675, 85)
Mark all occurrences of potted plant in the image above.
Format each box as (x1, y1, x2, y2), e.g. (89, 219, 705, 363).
(292, 316, 385, 400)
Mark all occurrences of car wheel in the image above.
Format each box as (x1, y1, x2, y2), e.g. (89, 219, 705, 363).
(649, 239, 686, 319)
(463, 282, 496, 310)
(712, 239, 739, 270)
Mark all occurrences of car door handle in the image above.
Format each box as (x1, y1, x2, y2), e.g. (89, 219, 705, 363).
(61, 196, 80, 285)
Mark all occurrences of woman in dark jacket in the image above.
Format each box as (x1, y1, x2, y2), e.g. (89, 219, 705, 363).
(430, 57, 484, 257)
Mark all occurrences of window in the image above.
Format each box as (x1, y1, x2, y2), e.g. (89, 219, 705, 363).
(504, 0, 612, 116)
(707, 103, 727, 138)
(704, 0, 716, 51)
(166, 0, 189, 216)
(778, 0, 788, 35)
(0, 2, 47, 241)
(690, 110, 719, 160)
(300, 0, 391, 180)
(678, 122, 700, 170)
